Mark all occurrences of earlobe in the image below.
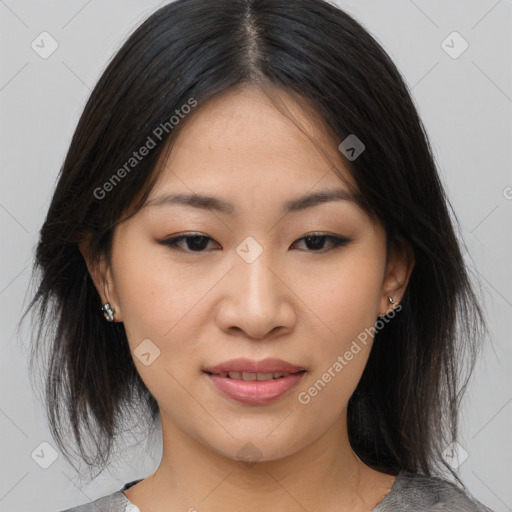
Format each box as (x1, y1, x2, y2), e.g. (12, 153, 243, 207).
(380, 238, 415, 316)
(78, 238, 123, 322)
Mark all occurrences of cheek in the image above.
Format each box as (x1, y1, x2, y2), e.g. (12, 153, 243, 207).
(110, 235, 216, 395)
(111, 245, 194, 401)
(295, 288, 376, 425)
(298, 246, 384, 338)
(292, 245, 384, 402)
(114, 257, 172, 342)
(112, 236, 206, 341)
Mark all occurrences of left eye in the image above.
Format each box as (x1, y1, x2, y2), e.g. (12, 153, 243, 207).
(292, 234, 351, 251)
(159, 233, 351, 253)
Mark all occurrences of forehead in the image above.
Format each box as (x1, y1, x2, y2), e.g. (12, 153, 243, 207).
(145, 85, 360, 214)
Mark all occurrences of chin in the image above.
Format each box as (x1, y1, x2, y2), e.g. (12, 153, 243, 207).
(204, 430, 306, 465)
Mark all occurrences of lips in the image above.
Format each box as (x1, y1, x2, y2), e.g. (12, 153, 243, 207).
(203, 358, 307, 405)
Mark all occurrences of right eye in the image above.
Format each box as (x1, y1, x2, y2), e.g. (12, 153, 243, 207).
(159, 233, 220, 252)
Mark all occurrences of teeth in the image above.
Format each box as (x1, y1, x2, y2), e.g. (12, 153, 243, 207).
(215, 371, 292, 381)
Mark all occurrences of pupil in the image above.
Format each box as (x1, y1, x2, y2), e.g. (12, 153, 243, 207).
(305, 236, 325, 250)
(188, 236, 209, 251)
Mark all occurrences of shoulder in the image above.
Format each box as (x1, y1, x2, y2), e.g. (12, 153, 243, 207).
(375, 470, 494, 512)
(58, 490, 134, 512)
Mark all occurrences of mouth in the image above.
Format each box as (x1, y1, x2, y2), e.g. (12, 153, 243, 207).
(202, 357, 306, 377)
(202, 358, 307, 405)
(203, 370, 306, 381)
(203, 369, 307, 406)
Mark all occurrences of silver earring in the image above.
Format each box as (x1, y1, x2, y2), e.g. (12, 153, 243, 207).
(378, 296, 398, 319)
(101, 302, 115, 322)
(387, 296, 399, 311)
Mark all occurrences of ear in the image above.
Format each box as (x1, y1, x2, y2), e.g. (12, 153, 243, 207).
(78, 235, 123, 322)
(379, 236, 415, 316)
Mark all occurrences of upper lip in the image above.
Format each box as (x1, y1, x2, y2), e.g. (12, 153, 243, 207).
(203, 358, 306, 374)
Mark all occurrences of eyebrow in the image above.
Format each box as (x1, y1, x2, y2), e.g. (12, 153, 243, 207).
(145, 188, 361, 215)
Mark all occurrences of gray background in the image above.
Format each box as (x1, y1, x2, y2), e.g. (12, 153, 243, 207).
(1, 0, 511, 510)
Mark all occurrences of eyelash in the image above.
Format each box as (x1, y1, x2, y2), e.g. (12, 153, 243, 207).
(159, 232, 351, 253)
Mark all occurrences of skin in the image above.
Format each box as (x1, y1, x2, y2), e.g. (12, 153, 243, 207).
(81, 84, 415, 512)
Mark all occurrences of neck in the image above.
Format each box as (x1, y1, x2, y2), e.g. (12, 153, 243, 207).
(125, 411, 394, 512)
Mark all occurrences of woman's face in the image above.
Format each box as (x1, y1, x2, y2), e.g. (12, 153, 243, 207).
(92, 85, 412, 463)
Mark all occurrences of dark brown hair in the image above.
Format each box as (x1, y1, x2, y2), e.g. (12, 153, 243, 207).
(21, 0, 487, 485)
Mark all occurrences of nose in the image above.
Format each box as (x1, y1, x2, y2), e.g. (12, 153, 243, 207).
(214, 247, 296, 341)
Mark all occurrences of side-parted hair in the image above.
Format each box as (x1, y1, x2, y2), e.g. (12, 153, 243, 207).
(22, 0, 486, 484)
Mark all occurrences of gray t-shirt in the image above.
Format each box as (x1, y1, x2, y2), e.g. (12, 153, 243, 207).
(60, 469, 494, 511)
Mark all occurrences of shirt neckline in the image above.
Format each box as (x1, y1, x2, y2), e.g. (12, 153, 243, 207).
(369, 469, 405, 510)
(119, 469, 406, 511)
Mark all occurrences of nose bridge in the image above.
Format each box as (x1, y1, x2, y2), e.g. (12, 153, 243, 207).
(234, 235, 281, 314)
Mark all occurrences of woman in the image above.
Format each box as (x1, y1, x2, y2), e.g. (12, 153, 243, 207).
(24, 0, 494, 510)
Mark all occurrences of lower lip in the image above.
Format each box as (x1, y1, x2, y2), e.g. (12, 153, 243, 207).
(204, 371, 306, 405)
